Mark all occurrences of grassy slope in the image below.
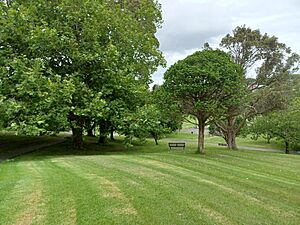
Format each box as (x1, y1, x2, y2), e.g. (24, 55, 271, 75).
(0, 138, 299, 225)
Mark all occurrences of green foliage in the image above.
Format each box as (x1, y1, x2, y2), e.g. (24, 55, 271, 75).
(0, 0, 164, 147)
(214, 25, 300, 149)
(121, 104, 172, 146)
(164, 49, 244, 118)
(152, 85, 183, 131)
(163, 49, 244, 152)
(247, 98, 300, 152)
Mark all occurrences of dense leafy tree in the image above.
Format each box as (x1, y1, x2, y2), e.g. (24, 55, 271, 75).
(119, 86, 182, 146)
(247, 98, 300, 153)
(213, 25, 300, 149)
(0, 0, 164, 148)
(163, 49, 244, 154)
(121, 104, 169, 145)
(152, 85, 183, 132)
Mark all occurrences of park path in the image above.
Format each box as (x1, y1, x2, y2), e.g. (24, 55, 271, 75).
(0, 138, 66, 162)
(163, 138, 284, 153)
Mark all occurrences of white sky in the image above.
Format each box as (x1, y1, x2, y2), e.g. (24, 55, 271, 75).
(152, 0, 300, 85)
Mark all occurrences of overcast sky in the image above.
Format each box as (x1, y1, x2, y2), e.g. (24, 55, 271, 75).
(152, 0, 300, 85)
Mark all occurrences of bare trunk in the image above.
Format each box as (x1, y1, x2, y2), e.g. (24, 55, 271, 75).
(68, 112, 84, 149)
(285, 141, 290, 154)
(227, 130, 237, 150)
(197, 118, 205, 154)
(99, 120, 109, 144)
(154, 138, 158, 145)
(110, 128, 115, 141)
(72, 127, 84, 149)
(225, 117, 238, 150)
(87, 121, 96, 137)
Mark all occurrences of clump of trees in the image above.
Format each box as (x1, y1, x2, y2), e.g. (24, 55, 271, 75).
(0, 0, 173, 148)
(244, 74, 300, 153)
(119, 85, 182, 146)
(1, 0, 299, 155)
(246, 98, 300, 153)
(163, 26, 299, 154)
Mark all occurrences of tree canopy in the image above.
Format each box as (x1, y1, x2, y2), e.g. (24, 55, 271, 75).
(163, 49, 244, 153)
(0, 0, 165, 148)
(212, 25, 300, 149)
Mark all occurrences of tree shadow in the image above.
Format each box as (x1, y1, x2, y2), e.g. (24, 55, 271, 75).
(3, 139, 178, 163)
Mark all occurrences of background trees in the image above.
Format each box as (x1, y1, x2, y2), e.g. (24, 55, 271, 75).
(163, 49, 244, 154)
(120, 86, 182, 146)
(212, 26, 300, 149)
(246, 98, 300, 153)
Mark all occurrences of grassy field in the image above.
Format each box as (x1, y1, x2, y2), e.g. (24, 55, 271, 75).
(0, 137, 299, 225)
(166, 132, 285, 150)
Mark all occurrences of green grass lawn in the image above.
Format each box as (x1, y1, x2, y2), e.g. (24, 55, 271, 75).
(166, 132, 285, 150)
(0, 137, 299, 225)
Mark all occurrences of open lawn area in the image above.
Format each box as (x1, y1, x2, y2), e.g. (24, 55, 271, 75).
(166, 132, 285, 150)
(0, 137, 300, 225)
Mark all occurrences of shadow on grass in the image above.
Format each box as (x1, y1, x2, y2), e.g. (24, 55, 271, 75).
(5, 138, 190, 163)
(3, 135, 295, 164)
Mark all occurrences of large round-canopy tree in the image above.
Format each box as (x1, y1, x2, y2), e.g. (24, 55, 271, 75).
(163, 49, 244, 154)
(0, 0, 164, 148)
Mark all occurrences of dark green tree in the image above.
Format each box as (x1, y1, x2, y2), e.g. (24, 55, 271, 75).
(0, 0, 164, 148)
(163, 49, 244, 154)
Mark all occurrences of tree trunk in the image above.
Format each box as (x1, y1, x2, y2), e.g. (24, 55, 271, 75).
(98, 120, 109, 144)
(86, 121, 96, 137)
(87, 128, 95, 137)
(197, 118, 205, 154)
(154, 137, 158, 145)
(225, 117, 238, 150)
(227, 130, 237, 150)
(153, 133, 159, 145)
(285, 141, 290, 154)
(72, 127, 84, 149)
(68, 112, 84, 149)
(110, 128, 115, 141)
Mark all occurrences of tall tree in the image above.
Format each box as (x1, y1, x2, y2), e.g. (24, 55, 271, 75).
(213, 25, 300, 149)
(163, 49, 244, 154)
(0, 0, 164, 148)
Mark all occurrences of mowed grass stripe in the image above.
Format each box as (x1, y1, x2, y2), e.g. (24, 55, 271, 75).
(36, 159, 132, 225)
(1, 140, 300, 225)
(32, 160, 79, 225)
(0, 161, 44, 225)
(112, 155, 299, 223)
(155, 153, 300, 207)
(144, 146, 300, 185)
(52, 156, 237, 225)
(136, 153, 300, 212)
(0, 162, 23, 224)
(63, 155, 291, 225)
(143, 152, 300, 189)
(161, 141, 300, 174)
(48, 157, 144, 225)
